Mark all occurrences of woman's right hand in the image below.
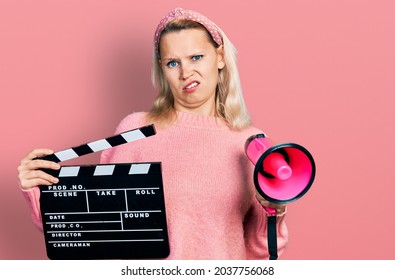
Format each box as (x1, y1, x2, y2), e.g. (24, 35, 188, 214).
(17, 148, 61, 190)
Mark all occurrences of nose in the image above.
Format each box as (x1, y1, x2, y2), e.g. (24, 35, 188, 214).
(180, 62, 194, 80)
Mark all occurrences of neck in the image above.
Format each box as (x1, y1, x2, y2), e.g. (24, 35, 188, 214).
(173, 96, 216, 117)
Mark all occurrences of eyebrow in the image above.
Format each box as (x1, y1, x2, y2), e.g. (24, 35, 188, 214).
(160, 56, 178, 62)
(161, 51, 206, 61)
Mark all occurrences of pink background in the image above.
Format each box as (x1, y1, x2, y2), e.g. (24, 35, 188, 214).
(1, 0, 394, 260)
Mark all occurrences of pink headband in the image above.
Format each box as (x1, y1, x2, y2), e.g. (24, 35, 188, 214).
(154, 7, 223, 55)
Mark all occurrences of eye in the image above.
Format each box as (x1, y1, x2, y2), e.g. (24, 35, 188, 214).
(192, 55, 203, 61)
(166, 60, 179, 68)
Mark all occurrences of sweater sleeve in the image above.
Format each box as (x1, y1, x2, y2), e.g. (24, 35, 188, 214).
(21, 187, 43, 231)
(244, 198, 288, 260)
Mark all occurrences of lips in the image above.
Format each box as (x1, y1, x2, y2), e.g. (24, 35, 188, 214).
(183, 81, 200, 92)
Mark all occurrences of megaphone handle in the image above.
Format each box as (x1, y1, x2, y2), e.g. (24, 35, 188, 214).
(265, 207, 278, 260)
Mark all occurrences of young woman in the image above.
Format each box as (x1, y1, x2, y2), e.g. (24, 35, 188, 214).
(18, 7, 288, 259)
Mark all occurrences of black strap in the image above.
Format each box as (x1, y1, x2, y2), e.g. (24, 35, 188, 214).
(267, 215, 278, 260)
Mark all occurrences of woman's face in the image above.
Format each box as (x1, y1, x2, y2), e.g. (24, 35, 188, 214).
(159, 28, 225, 116)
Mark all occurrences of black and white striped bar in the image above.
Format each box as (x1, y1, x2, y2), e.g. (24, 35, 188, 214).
(38, 124, 156, 163)
(49, 163, 153, 177)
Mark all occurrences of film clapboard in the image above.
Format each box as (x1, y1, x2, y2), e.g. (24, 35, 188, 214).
(38, 124, 170, 260)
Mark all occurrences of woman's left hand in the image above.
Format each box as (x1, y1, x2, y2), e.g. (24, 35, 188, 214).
(256, 192, 287, 215)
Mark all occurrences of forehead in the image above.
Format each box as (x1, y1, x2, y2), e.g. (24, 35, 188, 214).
(159, 28, 215, 58)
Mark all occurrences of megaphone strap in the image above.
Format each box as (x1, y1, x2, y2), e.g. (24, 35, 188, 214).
(267, 215, 278, 260)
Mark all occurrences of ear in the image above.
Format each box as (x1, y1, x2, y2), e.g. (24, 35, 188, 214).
(216, 45, 225, 70)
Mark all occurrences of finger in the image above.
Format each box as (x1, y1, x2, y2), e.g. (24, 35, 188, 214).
(21, 169, 59, 182)
(25, 159, 61, 171)
(20, 177, 58, 190)
(21, 148, 55, 163)
(18, 159, 60, 177)
(19, 170, 59, 189)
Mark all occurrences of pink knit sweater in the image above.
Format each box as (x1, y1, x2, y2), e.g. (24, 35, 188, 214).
(22, 111, 288, 259)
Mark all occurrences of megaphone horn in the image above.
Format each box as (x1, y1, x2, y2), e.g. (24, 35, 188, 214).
(245, 134, 316, 204)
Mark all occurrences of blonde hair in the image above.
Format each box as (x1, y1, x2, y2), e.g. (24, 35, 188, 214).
(149, 19, 251, 130)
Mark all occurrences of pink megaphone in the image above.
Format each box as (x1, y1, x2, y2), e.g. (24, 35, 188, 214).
(245, 134, 316, 204)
